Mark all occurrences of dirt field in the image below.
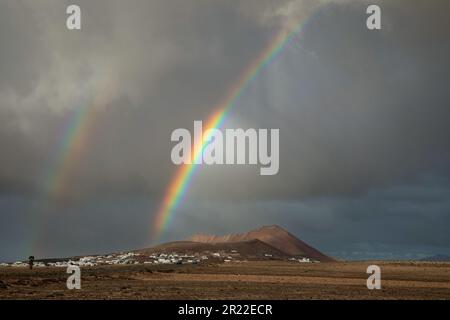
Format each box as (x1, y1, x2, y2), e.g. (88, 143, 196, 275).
(1, 261, 449, 299)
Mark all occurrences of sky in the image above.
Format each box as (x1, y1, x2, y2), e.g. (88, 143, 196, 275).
(1, 0, 449, 262)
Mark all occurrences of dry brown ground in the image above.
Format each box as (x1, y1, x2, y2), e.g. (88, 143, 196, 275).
(0, 261, 449, 300)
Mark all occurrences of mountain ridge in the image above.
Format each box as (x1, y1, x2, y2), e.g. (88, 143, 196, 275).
(188, 225, 334, 262)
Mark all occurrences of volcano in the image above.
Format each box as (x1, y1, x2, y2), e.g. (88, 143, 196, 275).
(188, 225, 334, 262)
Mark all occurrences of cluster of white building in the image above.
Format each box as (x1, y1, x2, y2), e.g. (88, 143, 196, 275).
(288, 257, 315, 263)
(0, 261, 46, 268)
(144, 252, 213, 265)
(0, 250, 318, 267)
(0, 252, 141, 268)
(0, 251, 222, 268)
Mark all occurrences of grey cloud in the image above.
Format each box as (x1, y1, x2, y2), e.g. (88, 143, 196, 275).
(190, 0, 450, 200)
(0, 0, 278, 199)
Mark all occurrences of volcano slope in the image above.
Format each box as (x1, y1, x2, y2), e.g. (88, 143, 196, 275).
(189, 225, 335, 262)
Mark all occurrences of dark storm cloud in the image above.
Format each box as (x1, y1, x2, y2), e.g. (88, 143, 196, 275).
(0, 0, 280, 198)
(0, 0, 449, 261)
(191, 0, 450, 200)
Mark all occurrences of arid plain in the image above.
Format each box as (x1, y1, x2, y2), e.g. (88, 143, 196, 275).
(1, 261, 449, 300)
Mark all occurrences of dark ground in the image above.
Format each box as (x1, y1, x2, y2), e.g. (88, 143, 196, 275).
(0, 261, 449, 299)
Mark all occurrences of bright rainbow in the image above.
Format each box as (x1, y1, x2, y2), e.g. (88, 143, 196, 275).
(152, 22, 306, 241)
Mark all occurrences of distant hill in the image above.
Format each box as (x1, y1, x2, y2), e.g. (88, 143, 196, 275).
(189, 225, 334, 262)
(420, 254, 450, 262)
(138, 239, 289, 260)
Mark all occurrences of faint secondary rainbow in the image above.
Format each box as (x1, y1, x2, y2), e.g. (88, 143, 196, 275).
(43, 103, 95, 200)
(152, 21, 308, 241)
(43, 80, 115, 201)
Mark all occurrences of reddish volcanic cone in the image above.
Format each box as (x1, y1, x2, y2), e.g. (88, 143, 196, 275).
(189, 225, 335, 262)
